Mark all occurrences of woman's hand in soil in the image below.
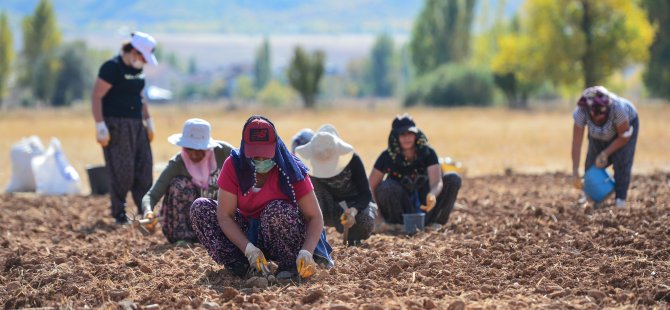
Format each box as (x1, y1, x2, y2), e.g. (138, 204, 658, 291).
(296, 249, 317, 278)
(245, 243, 270, 274)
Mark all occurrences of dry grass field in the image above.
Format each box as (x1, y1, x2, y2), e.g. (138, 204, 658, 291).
(1, 102, 670, 192)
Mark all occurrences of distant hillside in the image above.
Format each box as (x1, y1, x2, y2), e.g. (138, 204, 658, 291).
(1, 0, 423, 35)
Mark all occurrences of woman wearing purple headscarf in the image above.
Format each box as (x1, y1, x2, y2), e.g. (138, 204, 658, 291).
(571, 86, 639, 208)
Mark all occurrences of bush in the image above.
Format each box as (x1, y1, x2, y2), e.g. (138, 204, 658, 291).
(257, 80, 297, 107)
(404, 63, 494, 107)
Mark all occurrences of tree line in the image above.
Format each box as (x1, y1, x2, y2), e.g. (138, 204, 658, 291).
(1, 0, 669, 108)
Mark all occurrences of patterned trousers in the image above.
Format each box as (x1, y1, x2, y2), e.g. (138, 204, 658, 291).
(376, 173, 462, 225)
(190, 198, 306, 269)
(585, 117, 639, 200)
(102, 117, 153, 221)
(160, 176, 201, 243)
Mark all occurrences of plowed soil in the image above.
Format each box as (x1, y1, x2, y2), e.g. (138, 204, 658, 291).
(2, 173, 669, 309)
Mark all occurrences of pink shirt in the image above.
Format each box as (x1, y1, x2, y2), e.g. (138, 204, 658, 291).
(217, 157, 314, 219)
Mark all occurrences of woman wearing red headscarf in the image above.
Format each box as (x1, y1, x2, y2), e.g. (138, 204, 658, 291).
(571, 86, 639, 208)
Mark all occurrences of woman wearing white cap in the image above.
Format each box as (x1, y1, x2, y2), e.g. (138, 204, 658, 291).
(91, 31, 159, 224)
(296, 124, 377, 244)
(141, 119, 234, 243)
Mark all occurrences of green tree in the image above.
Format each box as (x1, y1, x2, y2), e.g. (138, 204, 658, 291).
(21, 0, 61, 104)
(643, 0, 670, 100)
(409, 0, 476, 76)
(51, 41, 92, 106)
(254, 37, 272, 91)
(0, 12, 13, 105)
(287, 46, 325, 108)
(369, 33, 396, 97)
(493, 0, 654, 94)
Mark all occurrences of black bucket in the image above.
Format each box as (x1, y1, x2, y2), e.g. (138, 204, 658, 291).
(86, 165, 110, 195)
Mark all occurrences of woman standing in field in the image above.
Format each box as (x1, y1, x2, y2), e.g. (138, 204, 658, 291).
(190, 116, 333, 279)
(91, 32, 158, 225)
(571, 86, 639, 208)
(140, 119, 233, 243)
(369, 114, 462, 229)
(296, 124, 377, 245)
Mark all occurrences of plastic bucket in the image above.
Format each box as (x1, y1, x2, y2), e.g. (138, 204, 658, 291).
(402, 213, 425, 235)
(583, 166, 615, 203)
(86, 165, 110, 195)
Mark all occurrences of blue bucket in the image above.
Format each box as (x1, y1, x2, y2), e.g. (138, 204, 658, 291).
(402, 213, 425, 235)
(583, 166, 615, 203)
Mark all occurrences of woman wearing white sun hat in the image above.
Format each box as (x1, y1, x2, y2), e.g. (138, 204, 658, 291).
(92, 31, 160, 225)
(296, 124, 377, 244)
(141, 118, 234, 243)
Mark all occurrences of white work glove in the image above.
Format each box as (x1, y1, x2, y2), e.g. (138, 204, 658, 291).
(595, 152, 608, 168)
(144, 118, 155, 142)
(245, 243, 270, 274)
(96, 121, 110, 147)
(339, 207, 358, 229)
(420, 193, 437, 212)
(296, 249, 317, 278)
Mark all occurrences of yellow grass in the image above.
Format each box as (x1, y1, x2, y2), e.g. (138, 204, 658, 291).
(1, 102, 669, 192)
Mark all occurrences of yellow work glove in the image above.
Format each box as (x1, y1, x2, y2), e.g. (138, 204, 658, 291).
(95, 121, 110, 147)
(339, 207, 358, 229)
(572, 173, 583, 190)
(420, 193, 437, 212)
(595, 152, 608, 168)
(296, 249, 317, 278)
(245, 243, 270, 274)
(144, 118, 155, 143)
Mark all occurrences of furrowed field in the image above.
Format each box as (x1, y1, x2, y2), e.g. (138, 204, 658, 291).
(1, 103, 669, 309)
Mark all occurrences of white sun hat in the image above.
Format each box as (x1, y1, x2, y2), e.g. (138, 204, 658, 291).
(295, 129, 354, 178)
(130, 31, 158, 65)
(168, 118, 219, 150)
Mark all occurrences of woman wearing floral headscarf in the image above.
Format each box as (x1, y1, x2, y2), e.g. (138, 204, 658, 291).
(571, 86, 639, 208)
(190, 116, 333, 280)
(140, 119, 233, 243)
(369, 114, 462, 228)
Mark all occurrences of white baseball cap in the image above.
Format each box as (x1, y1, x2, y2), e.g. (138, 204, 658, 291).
(130, 32, 158, 66)
(168, 119, 218, 150)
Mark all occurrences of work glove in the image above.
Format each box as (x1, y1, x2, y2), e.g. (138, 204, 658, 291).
(296, 249, 317, 278)
(420, 193, 437, 212)
(572, 173, 583, 190)
(595, 152, 608, 168)
(340, 207, 358, 229)
(144, 118, 155, 143)
(96, 121, 110, 147)
(245, 243, 270, 274)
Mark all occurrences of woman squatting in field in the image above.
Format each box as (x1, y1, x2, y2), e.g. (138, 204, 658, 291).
(190, 116, 333, 279)
(571, 86, 639, 208)
(91, 32, 158, 225)
(295, 124, 377, 245)
(140, 119, 233, 243)
(369, 114, 462, 230)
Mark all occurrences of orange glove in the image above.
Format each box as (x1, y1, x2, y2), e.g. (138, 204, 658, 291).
(245, 243, 270, 274)
(296, 249, 317, 278)
(339, 207, 358, 229)
(572, 173, 583, 190)
(420, 193, 437, 212)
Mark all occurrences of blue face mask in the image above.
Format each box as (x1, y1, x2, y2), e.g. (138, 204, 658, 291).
(253, 159, 275, 173)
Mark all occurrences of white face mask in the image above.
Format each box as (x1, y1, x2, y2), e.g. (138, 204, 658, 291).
(131, 58, 144, 69)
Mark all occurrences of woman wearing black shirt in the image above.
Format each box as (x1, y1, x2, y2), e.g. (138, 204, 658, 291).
(296, 125, 377, 244)
(369, 114, 461, 228)
(91, 32, 158, 224)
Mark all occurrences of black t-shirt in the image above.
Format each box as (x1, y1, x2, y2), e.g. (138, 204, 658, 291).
(98, 55, 145, 119)
(373, 146, 439, 203)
